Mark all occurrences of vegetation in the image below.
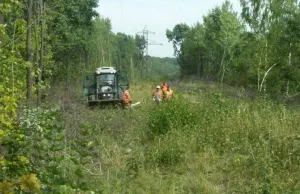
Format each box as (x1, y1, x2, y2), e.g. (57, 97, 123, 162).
(167, 0, 300, 98)
(3, 80, 298, 193)
(145, 56, 179, 80)
(1, 0, 300, 193)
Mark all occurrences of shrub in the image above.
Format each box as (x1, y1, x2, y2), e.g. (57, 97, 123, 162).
(1, 106, 65, 193)
(147, 97, 198, 137)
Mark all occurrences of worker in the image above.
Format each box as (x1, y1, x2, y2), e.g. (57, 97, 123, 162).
(152, 85, 162, 106)
(161, 82, 168, 100)
(166, 85, 174, 100)
(122, 86, 132, 106)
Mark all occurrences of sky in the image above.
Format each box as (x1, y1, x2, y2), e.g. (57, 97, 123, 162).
(96, 0, 241, 58)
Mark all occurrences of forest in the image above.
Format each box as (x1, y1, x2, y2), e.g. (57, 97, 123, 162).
(1, 0, 300, 193)
(167, 0, 300, 99)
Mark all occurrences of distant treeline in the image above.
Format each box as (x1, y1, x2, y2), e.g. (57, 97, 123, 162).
(146, 56, 179, 79)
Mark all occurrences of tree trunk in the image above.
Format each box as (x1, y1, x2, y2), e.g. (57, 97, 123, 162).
(263, 39, 268, 93)
(286, 42, 292, 96)
(220, 48, 226, 83)
(0, 0, 4, 42)
(257, 54, 262, 91)
(37, 0, 44, 106)
(34, 12, 39, 104)
(26, 0, 33, 100)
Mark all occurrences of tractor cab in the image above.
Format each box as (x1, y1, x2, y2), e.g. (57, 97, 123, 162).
(83, 67, 128, 106)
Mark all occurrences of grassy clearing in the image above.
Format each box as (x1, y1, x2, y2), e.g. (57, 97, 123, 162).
(49, 80, 300, 193)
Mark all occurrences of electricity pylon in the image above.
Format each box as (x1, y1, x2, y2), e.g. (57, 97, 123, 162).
(137, 26, 162, 76)
(137, 25, 162, 56)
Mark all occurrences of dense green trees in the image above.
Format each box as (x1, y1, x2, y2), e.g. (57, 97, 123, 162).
(0, 0, 176, 107)
(1, 1, 179, 191)
(167, 0, 300, 97)
(167, 2, 244, 80)
(0, 0, 102, 192)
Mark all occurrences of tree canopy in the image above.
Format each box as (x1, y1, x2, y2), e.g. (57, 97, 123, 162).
(167, 0, 300, 97)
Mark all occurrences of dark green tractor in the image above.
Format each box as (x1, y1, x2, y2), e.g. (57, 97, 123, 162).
(83, 67, 129, 106)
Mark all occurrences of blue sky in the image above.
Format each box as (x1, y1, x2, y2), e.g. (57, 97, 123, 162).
(96, 0, 241, 58)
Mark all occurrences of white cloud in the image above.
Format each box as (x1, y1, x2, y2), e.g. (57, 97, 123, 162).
(96, 0, 241, 57)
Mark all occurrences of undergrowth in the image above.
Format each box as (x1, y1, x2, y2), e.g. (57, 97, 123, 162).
(2, 81, 299, 193)
(73, 81, 300, 193)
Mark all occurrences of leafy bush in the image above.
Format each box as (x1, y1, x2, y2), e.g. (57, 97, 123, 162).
(0, 106, 99, 193)
(148, 113, 171, 136)
(1, 106, 66, 193)
(147, 97, 198, 137)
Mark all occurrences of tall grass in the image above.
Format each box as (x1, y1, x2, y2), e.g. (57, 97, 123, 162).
(49, 81, 300, 193)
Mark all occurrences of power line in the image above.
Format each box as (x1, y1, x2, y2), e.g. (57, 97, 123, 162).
(137, 25, 162, 56)
(137, 26, 162, 76)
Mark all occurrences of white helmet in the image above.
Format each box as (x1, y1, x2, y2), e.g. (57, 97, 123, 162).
(156, 86, 160, 89)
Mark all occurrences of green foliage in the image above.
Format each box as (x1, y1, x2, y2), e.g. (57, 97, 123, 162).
(0, 1, 33, 188)
(146, 56, 180, 80)
(148, 111, 171, 136)
(2, 0, 300, 192)
(166, 23, 190, 59)
(47, 0, 99, 82)
(19, 107, 66, 192)
(86, 16, 114, 70)
(1, 106, 66, 193)
(1, 105, 98, 193)
(147, 98, 197, 137)
(184, 88, 300, 192)
(35, 81, 300, 193)
(144, 134, 185, 168)
(168, 0, 300, 98)
(0, 0, 27, 132)
(113, 32, 139, 78)
(68, 124, 96, 192)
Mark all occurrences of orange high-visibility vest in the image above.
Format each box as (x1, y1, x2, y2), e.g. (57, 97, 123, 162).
(161, 83, 168, 97)
(166, 89, 174, 100)
(162, 87, 167, 96)
(123, 90, 130, 104)
(161, 83, 168, 89)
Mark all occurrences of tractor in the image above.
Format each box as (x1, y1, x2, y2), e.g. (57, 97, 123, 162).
(83, 67, 129, 106)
